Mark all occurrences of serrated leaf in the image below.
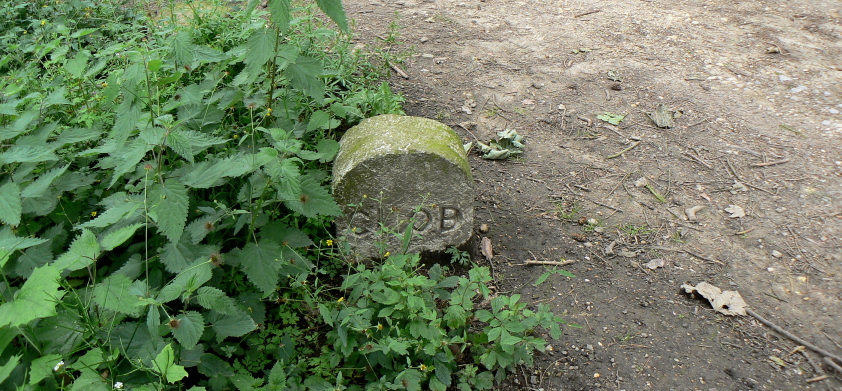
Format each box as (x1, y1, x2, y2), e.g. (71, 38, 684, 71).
(65, 51, 90, 78)
(100, 223, 143, 251)
(284, 174, 341, 218)
(0, 355, 20, 384)
(21, 164, 69, 199)
(268, 0, 291, 31)
(260, 222, 313, 248)
(109, 138, 153, 186)
(306, 110, 330, 132)
(44, 86, 71, 107)
(152, 344, 189, 383)
(158, 260, 213, 303)
(166, 129, 195, 162)
(0, 182, 21, 226)
(210, 310, 256, 341)
(245, 28, 275, 69)
(53, 229, 99, 272)
(0, 110, 37, 142)
(111, 98, 141, 144)
(315, 139, 340, 162)
(239, 240, 283, 295)
(28, 353, 61, 385)
(286, 56, 324, 100)
(80, 201, 141, 229)
(196, 287, 238, 315)
(161, 237, 208, 273)
(93, 273, 144, 316)
(149, 179, 189, 243)
(170, 311, 204, 349)
(315, 0, 348, 31)
(0, 144, 58, 164)
(0, 265, 64, 327)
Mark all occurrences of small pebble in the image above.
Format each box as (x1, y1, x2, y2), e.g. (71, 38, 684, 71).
(479, 223, 489, 233)
(771, 250, 783, 258)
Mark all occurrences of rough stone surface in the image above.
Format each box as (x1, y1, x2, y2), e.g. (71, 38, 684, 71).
(332, 114, 473, 258)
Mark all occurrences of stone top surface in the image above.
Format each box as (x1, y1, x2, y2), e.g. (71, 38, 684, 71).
(332, 114, 471, 187)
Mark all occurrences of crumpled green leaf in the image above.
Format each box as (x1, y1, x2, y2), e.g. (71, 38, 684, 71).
(597, 112, 625, 125)
(477, 129, 525, 160)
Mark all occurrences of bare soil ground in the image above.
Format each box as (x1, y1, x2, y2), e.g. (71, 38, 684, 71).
(346, 0, 842, 389)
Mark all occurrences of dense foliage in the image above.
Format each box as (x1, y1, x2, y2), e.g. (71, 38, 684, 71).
(0, 0, 568, 389)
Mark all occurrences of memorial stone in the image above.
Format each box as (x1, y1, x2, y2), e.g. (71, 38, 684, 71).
(332, 115, 473, 258)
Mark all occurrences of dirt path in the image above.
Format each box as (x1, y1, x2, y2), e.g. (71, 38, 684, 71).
(346, 0, 842, 389)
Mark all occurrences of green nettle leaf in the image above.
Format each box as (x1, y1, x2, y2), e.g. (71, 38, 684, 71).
(239, 240, 283, 295)
(158, 260, 213, 303)
(245, 28, 276, 70)
(0, 355, 20, 384)
(267, 0, 291, 31)
(209, 310, 257, 341)
(64, 51, 90, 78)
(161, 237, 208, 273)
(79, 201, 141, 229)
(53, 229, 99, 272)
(170, 311, 204, 349)
(149, 179, 189, 243)
(0, 182, 22, 226)
(0, 144, 59, 164)
(315, 139, 340, 163)
(196, 287, 238, 315)
(111, 98, 142, 144)
(166, 129, 196, 163)
(315, 0, 348, 31)
(286, 56, 325, 100)
(0, 110, 38, 142)
(152, 344, 189, 383)
(28, 353, 62, 385)
(284, 174, 341, 218)
(21, 164, 69, 199)
(93, 273, 145, 316)
(0, 265, 64, 327)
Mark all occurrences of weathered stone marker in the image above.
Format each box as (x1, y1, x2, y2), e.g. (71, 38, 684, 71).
(332, 114, 473, 258)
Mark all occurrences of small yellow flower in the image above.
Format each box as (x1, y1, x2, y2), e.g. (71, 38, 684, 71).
(326, 239, 333, 246)
(233, 134, 239, 139)
(337, 297, 344, 304)
(90, 211, 97, 217)
(377, 323, 383, 331)
(24, 30, 28, 34)
(41, 20, 46, 26)
(101, 82, 107, 88)
(419, 364, 428, 372)
(384, 251, 390, 257)
(362, 194, 367, 198)
(351, 227, 358, 233)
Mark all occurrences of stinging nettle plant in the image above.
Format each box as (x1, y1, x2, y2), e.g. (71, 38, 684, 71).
(0, 0, 570, 389)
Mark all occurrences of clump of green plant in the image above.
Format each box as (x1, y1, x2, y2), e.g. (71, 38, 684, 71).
(321, 252, 567, 390)
(555, 199, 582, 221)
(0, 0, 570, 389)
